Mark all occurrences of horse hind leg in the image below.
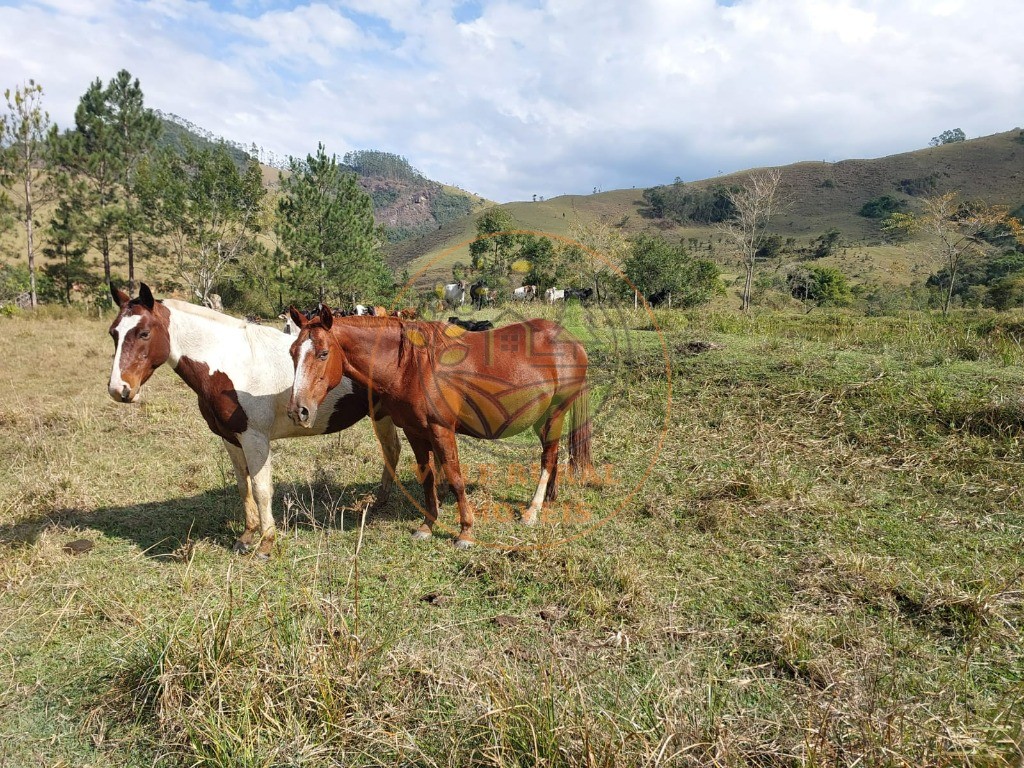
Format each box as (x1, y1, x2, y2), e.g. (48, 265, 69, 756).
(523, 412, 564, 525)
(409, 436, 439, 541)
(371, 415, 400, 508)
(428, 426, 474, 548)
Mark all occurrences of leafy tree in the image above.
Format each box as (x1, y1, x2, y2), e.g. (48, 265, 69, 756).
(565, 214, 628, 301)
(880, 212, 918, 243)
(921, 191, 1010, 314)
(987, 274, 1024, 310)
(623, 233, 721, 308)
(469, 207, 519, 280)
(641, 180, 736, 223)
(138, 142, 266, 306)
(717, 169, 785, 312)
(811, 228, 842, 258)
(518, 235, 560, 290)
(930, 128, 966, 147)
(277, 143, 390, 306)
(0, 79, 51, 308)
(789, 265, 852, 310)
(755, 233, 783, 260)
(859, 195, 904, 219)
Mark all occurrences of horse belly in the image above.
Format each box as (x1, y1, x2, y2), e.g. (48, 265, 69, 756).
(451, 386, 554, 440)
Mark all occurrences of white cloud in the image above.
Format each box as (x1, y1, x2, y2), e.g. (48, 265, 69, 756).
(1, 0, 1022, 201)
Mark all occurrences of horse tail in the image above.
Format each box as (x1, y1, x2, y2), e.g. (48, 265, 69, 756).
(568, 384, 593, 477)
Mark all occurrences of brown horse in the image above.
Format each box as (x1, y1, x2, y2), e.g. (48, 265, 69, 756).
(286, 306, 592, 547)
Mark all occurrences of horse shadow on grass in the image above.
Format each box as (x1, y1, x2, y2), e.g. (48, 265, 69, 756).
(0, 478, 443, 559)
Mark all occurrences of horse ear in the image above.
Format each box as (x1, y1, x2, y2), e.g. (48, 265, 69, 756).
(288, 305, 307, 329)
(138, 283, 155, 310)
(110, 283, 130, 308)
(319, 304, 334, 330)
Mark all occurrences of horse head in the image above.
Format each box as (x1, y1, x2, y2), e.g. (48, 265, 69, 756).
(107, 282, 171, 403)
(286, 303, 345, 428)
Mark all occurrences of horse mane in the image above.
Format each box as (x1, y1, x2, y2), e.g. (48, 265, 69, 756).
(162, 298, 249, 328)
(163, 298, 292, 347)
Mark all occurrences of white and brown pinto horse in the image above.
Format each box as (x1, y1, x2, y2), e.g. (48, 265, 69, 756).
(107, 283, 401, 558)
(286, 306, 592, 548)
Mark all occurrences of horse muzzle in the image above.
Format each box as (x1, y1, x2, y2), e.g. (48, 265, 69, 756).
(288, 402, 315, 428)
(108, 382, 137, 403)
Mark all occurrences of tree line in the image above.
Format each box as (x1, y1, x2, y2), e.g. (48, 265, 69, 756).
(0, 70, 393, 314)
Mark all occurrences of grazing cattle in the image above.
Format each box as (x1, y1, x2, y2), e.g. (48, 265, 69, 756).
(565, 287, 594, 303)
(647, 289, 670, 307)
(545, 288, 565, 304)
(396, 308, 418, 320)
(108, 284, 401, 558)
(512, 285, 537, 302)
(447, 317, 494, 332)
(443, 281, 467, 308)
(470, 281, 490, 310)
(287, 307, 593, 548)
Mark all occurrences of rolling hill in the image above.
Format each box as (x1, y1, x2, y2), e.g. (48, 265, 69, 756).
(389, 129, 1024, 288)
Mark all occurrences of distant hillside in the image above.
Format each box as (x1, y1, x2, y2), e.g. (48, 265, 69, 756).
(390, 129, 1024, 287)
(341, 150, 491, 242)
(156, 112, 254, 169)
(156, 117, 491, 242)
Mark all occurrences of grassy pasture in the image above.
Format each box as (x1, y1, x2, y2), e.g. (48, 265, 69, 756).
(1, 305, 1023, 766)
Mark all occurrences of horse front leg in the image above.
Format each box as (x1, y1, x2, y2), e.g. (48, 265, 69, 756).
(223, 440, 261, 553)
(237, 433, 276, 559)
(371, 414, 400, 508)
(408, 434, 439, 541)
(429, 426, 474, 548)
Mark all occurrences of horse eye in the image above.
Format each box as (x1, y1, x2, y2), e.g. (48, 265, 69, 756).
(140, 331, 151, 340)
(317, 350, 329, 361)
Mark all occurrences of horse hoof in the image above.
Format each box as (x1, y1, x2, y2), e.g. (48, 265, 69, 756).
(453, 538, 474, 550)
(254, 552, 270, 562)
(231, 540, 251, 554)
(521, 514, 538, 527)
(412, 529, 432, 541)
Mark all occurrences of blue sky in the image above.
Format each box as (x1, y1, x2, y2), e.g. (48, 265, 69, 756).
(2, 0, 1022, 202)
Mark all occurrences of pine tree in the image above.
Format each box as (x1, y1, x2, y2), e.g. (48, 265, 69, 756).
(50, 70, 160, 296)
(276, 143, 390, 307)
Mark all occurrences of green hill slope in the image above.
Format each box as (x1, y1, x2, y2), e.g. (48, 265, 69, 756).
(390, 130, 1024, 288)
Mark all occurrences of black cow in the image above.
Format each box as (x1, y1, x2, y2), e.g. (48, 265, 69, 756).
(470, 281, 491, 310)
(565, 287, 594, 303)
(647, 289, 670, 307)
(448, 316, 494, 332)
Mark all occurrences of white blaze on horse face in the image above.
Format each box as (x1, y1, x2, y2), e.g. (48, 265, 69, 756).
(292, 338, 317, 422)
(108, 314, 141, 402)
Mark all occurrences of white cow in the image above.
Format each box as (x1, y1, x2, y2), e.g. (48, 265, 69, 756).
(513, 285, 537, 302)
(545, 288, 565, 304)
(444, 281, 467, 308)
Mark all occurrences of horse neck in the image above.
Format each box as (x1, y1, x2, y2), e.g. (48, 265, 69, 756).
(331, 319, 404, 391)
(163, 300, 250, 369)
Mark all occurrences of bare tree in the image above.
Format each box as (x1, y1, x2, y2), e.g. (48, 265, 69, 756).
(0, 80, 50, 308)
(921, 191, 1008, 315)
(718, 169, 785, 312)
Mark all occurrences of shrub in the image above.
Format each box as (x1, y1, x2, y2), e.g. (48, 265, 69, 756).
(859, 195, 905, 219)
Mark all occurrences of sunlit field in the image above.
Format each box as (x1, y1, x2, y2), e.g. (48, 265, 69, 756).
(1, 304, 1022, 766)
